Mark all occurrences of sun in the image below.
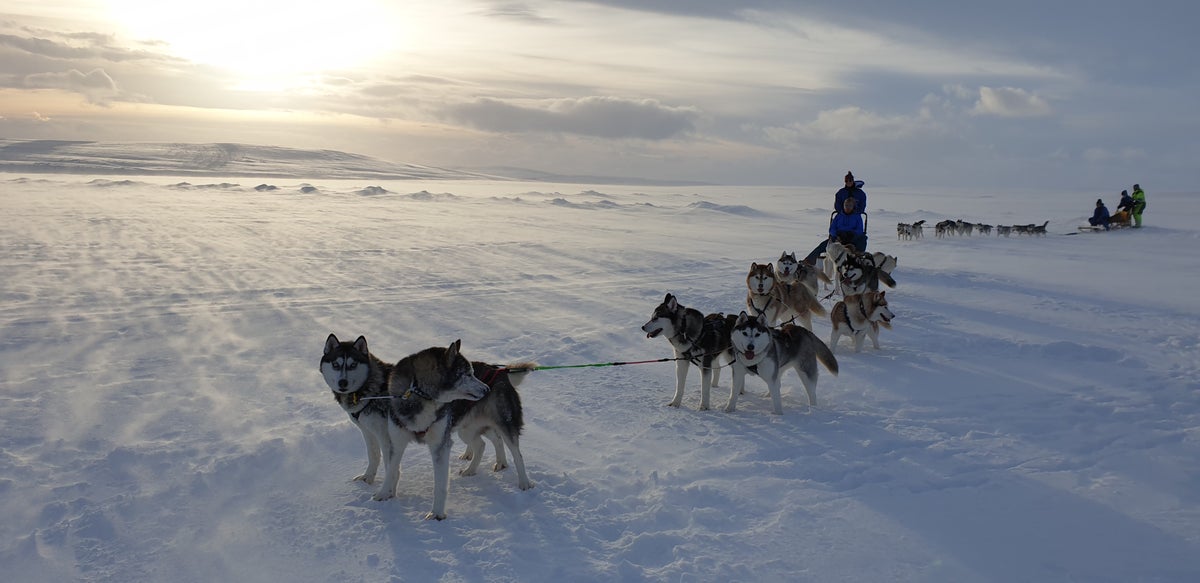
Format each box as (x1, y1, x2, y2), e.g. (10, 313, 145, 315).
(108, 0, 402, 80)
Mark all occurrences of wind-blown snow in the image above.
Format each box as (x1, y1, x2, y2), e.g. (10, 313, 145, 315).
(1, 167, 1198, 582)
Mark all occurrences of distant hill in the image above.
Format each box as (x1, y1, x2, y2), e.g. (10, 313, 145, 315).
(0, 140, 500, 181)
(0, 140, 709, 185)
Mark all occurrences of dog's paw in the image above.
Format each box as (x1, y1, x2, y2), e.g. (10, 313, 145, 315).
(353, 474, 375, 484)
(371, 491, 394, 502)
(459, 467, 477, 477)
(458, 451, 473, 461)
(698, 404, 710, 411)
(492, 461, 508, 472)
(666, 401, 681, 408)
(723, 404, 737, 413)
(518, 480, 534, 491)
(425, 511, 447, 521)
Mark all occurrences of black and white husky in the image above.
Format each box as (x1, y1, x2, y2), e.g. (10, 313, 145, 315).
(383, 340, 534, 520)
(641, 293, 735, 410)
(321, 334, 395, 488)
(726, 311, 839, 414)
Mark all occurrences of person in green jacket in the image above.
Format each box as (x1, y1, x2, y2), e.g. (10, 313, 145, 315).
(1131, 184, 1147, 227)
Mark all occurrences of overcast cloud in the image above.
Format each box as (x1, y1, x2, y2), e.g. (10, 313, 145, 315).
(0, 0, 1195, 188)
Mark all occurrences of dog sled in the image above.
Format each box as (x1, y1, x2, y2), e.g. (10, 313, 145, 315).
(1078, 209, 1132, 232)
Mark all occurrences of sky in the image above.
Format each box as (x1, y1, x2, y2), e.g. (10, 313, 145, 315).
(1, 0, 1198, 187)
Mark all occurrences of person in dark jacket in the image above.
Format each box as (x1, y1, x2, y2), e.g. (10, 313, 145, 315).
(834, 171, 867, 215)
(1088, 198, 1111, 230)
(1117, 190, 1134, 213)
(805, 196, 867, 263)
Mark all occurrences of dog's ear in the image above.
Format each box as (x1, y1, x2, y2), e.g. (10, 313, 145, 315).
(666, 295, 678, 310)
(446, 339, 462, 363)
(755, 312, 768, 327)
(736, 311, 750, 325)
(324, 333, 340, 355)
(353, 335, 368, 356)
(663, 292, 674, 304)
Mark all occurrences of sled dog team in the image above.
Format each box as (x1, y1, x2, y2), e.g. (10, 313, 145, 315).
(321, 246, 897, 519)
(641, 247, 897, 417)
(932, 219, 1049, 238)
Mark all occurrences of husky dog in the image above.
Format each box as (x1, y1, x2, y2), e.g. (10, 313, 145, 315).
(869, 252, 898, 277)
(641, 293, 735, 410)
(381, 340, 534, 520)
(726, 311, 839, 414)
(996, 225, 1012, 237)
(746, 262, 825, 329)
(822, 240, 852, 285)
(840, 252, 898, 296)
(911, 219, 925, 239)
(775, 251, 830, 297)
(829, 291, 895, 353)
(321, 334, 397, 486)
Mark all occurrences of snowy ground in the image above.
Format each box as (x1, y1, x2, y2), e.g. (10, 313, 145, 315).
(1, 172, 1198, 582)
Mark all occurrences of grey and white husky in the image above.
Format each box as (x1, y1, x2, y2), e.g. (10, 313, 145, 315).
(382, 340, 534, 520)
(321, 334, 395, 487)
(829, 291, 895, 353)
(641, 293, 735, 410)
(726, 311, 839, 414)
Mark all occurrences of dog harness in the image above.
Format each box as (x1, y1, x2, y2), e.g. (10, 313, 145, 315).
(840, 297, 871, 334)
(679, 317, 728, 366)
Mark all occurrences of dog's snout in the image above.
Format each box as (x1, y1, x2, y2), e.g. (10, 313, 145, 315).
(338, 379, 348, 389)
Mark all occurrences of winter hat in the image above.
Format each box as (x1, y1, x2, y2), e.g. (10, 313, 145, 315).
(1096, 199, 1103, 205)
(1133, 184, 1140, 190)
(845, 171, 854, 182)
(1122, 190, 1128, 196)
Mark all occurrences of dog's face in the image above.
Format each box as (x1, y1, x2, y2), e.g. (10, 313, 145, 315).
(731, 311, 771, 362)
(746, 262, 776, 295)
(642, 293, 681, 339)
(775, 252, 798, 280)
(867, 291, 895, 324)
(321, 333, 372, 394)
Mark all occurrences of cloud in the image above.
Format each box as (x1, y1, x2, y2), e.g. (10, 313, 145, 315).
(972, 86, 1051, 117)
(22, 68, 119, 104)
(1082, 147, 1147, 163)
(764, 106, 929, 145)
(442, 96, 699, 140)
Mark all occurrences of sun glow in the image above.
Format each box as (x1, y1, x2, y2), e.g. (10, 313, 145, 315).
(108, 0, 402, 79)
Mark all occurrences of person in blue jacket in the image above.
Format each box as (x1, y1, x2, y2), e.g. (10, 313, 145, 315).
(834, 171, 866, 215)
(1088, 198, 1111, 230)
(804, 196, 867, 264)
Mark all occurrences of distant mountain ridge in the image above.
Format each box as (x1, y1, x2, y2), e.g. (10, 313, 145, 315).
(0, 140, 708, 185)
(0, 140, 498, 181)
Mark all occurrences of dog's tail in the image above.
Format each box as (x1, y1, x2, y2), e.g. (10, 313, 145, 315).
(816, 337, 839, 376)
(804, 288, 827, 316)
(504, 362, 539, 388)
(878, 270, 897, 288)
